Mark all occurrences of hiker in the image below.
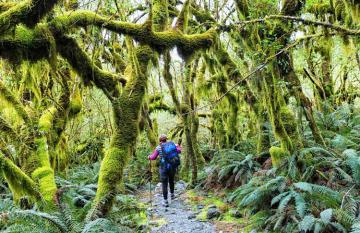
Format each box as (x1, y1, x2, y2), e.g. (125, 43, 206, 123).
(148, 134, 181, 207)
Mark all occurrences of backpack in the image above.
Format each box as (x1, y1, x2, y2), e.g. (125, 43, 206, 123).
(159, 141, 181, 171)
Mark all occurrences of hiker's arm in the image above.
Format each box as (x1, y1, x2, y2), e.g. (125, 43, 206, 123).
(148, 149, 159, 160)
(176, 144, 182, 154)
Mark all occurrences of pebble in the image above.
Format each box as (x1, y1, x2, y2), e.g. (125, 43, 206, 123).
(206, 207, 221, 220)
(197, 204, 205, 209)
(188, 213, 197, 219)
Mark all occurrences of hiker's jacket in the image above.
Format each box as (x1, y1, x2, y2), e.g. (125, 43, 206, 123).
(148, 142, 182, 160)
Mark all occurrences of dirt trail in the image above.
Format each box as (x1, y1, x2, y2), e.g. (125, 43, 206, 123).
(138, 181, 216, 233)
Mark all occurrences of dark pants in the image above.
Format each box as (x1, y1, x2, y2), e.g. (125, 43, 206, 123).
(160, 168, 176, 200)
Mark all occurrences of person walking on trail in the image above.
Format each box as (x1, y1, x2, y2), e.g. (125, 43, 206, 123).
(148, 134, 181, 207)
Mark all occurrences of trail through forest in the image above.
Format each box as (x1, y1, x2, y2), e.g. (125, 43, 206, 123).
(138, 181, 216, 233)
(1, 0, 360, 232)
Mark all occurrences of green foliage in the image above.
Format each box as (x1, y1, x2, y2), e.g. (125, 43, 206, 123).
(1, 0, 360, 232)
(203, 149, 260, 188)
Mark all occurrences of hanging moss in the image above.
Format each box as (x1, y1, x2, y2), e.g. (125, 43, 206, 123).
(54, 135, 69, 171)
(175, 0, 191, 32)
(307, 2, 333, 16)
(234, 0, 249, 19)
(191, 4, 215, 24)
(51, 11, 216, 56)
(0, 116, 17, 138)
(152, 0, 169, 31)
(0, 152, 42, 203)
(280, 0, 304, 15)
(38, 107, 57, 132)
(69, 86, 82, 117)
(0, 81, 31, 124)
(0, 0, 58, 32)
(0, 3, 16, 13)
(56, 35, 124, 99)
(64, 0, 78, 10)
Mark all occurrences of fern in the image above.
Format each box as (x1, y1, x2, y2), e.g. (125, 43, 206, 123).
(81, 218, 131, 233)
(239, 176, 287, 208)
(299, 147, 335, 158)
(294, 182, 342, 208)
(271, 189, 307, 218)
(3, 210, 68, 233)
(351, 221, 360, 233)
(345, 153, 360, 185)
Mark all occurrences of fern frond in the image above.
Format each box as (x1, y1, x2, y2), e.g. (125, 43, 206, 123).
(334, 208, 355, 230)
(298, 214, 315, 232)
(81, 218, 131, 233)
(5, 210, 68, 233)
(293, 192, 307, 218)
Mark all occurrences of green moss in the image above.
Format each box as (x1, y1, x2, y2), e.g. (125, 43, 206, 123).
(152, 0, 169, 31)
(175, 0, 191, 32)
(91, 46, 152, 218)
(279, 106, 300, 145)
(39, 107, 57, 132)
(93, 147, 129, 214)
(69, 87, 82, 117)
(0, 116, 17, 137)
(0, 25, 52, 63)
(0, 2, 16, 13)
(280, 0, 303, 15)
(191, 5, 215, 23)
(269, 146, 289, 168)
(64, 0, 78, 10)
(0, 152, 42, 202)
(32, 166, 57, 204)
(35, 137, 51, 167)
(51, 11, 215, 57)
(56, 35, 123, 99)
(234, 0, 250, 19)
(307, 3, 333, 15)
(32, 135, 57, 205)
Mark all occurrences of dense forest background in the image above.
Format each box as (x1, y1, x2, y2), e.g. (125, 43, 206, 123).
(0, 0, 360, 232)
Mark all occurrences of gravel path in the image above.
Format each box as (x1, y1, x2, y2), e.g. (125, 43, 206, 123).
(140, 181, 216, 233)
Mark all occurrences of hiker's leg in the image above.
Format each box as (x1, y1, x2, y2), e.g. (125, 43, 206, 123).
(169, 168, 176, 195)
(160, 169, 169, 200)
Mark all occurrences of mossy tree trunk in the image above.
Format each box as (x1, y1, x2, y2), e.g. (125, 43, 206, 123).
(91, 45, 152, 218)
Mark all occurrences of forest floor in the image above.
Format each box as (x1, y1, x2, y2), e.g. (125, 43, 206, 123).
(137, 181, 244, 233)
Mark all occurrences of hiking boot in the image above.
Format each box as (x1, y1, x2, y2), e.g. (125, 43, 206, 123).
(162, 200, 169, 207)
(170, 193, 175, 200)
